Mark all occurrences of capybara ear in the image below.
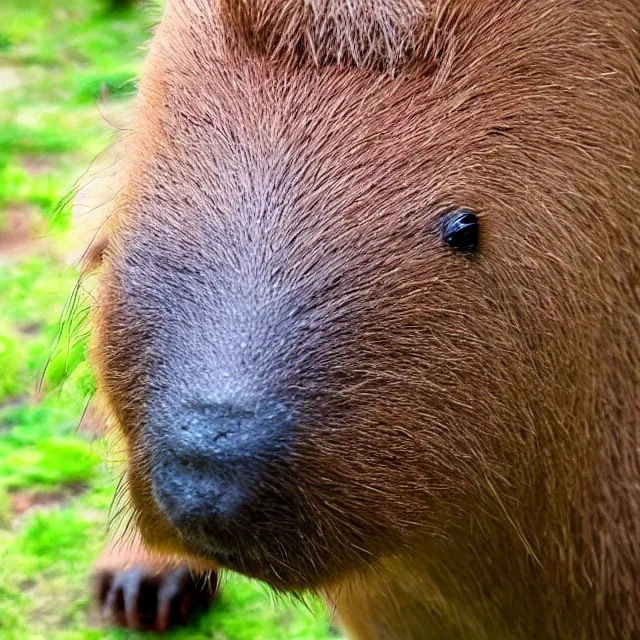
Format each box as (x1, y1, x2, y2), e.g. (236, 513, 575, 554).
(68, 138, 126, 273)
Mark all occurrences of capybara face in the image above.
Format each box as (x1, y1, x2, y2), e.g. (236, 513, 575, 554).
(90, 0, 640, 593)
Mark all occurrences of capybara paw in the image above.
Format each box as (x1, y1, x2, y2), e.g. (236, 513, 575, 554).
(95, 565, 217, 631)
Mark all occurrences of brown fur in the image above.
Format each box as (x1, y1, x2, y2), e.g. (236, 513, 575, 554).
(220, 0, 436, 69)
(86, 0, 640, 637)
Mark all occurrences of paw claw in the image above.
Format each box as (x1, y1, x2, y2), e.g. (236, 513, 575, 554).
(94, 565, 217, 631)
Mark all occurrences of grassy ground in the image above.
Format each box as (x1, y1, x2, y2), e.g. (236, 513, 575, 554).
(0, 2, 335, 638)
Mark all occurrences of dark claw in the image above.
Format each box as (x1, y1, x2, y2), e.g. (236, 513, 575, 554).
(95, 565, 217, 631)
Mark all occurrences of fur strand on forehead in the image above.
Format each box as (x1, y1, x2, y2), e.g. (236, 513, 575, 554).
(218, 0, 447, 69)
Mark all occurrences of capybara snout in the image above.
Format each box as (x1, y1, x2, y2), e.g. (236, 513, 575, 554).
(149, 399, 293, 551)
(89, 0, 639, 637)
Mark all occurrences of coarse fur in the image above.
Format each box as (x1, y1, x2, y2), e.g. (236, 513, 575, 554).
(85, 0, 640, 638)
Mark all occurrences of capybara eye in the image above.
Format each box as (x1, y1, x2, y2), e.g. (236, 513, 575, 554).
(441, 209, 479, 254)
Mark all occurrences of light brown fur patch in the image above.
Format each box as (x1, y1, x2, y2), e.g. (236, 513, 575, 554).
(220, 0, 435, 69)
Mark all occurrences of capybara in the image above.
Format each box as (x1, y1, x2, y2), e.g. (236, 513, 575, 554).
(82, 0, 640, 637)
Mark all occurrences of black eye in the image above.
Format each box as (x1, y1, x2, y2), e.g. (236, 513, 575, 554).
(441, 209, 479, 254)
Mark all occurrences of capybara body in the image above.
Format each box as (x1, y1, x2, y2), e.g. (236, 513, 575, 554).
(87, 0, 640, 638)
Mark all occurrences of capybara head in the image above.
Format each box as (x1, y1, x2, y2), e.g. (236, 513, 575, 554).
(88, 0, 639, 595)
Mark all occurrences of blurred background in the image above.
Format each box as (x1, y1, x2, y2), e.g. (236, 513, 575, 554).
(0, 1, 334, 638)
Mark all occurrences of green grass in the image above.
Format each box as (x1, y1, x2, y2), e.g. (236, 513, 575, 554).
(0, 1, 335, 637)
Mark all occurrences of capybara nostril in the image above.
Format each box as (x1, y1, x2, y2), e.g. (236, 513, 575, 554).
(152, 400, 292, 458)
(148, 399, 292, 545)
(151, 460, 248, 541)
